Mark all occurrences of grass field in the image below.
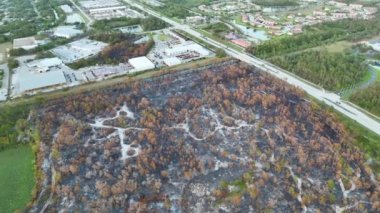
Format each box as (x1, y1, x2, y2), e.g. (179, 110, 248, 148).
(319, 41, 353, 53)
(282, 41, 353, 57)
(374, 66, 380, 81)
(0, 145, 34, 213)
(0, 42, 12, 63)
(158, 34, 170, 41)
(197, 29, 244, 51)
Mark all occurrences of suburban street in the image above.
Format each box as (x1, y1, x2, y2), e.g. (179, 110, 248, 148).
(125, 0, 380, 135)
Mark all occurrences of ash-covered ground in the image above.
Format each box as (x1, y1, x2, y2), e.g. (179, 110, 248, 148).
(29, 60, 380, 212)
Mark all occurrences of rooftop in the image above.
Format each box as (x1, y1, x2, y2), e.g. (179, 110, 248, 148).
(60, 5, 73, 13)
(164, 57, 182, 66)
(66, 14, 85, 24)
(51, 38, 108, 63)
(19, 71, 67, 92)
(129, 56, 155, 72)
(13, 36, 37, 49)
(80, 0, 121, 9)
(53, 26, 83, 38)
(27, 58, 63, 72)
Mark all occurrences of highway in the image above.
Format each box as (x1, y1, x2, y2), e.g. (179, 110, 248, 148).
(124, 0, 380, 135)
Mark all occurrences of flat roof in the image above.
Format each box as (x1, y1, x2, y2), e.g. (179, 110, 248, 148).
(66, 14, 85, 24)
(164, 57, 182, 66)
(51, 38, 108, 63)
(128, 56, 155, 71)
(60, 5, 73, 13)
(19, 71, 66, 92)
(54, 26, 83, 38)
(80, 0, 121, 9)
(165, 41, 211, 56)
(13, 37, 37, 49)
(27, 58, 62, 69)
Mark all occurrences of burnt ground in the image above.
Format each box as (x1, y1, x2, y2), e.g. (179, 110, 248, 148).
(29, 60, 380, 212)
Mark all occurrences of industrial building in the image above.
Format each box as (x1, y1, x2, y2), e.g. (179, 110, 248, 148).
(66, 14, 85, 24)
(19, 71, 67, 93)
(51, 38, 108, 63)
(80, 0, 121, 9)
(79, 0, 143, 20)
(89, 7, 144, 20)
(27, 58, 63, 73)
(13, 37, 38, 50)
(163, 57, 182, 67)
(164, 41, 211, 57)
(60, 5, 73, 13)
(89, 6, 128, 20)
(129, 56, 155, 72)
(53, 26, 83, 39)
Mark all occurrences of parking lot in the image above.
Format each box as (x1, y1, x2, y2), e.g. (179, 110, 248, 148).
(147, 31, 184, 67)
(147, 30, 213, 67)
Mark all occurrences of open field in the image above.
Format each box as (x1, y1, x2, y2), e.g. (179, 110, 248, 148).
(0, 42, 12, 63)
(307, 41, 354, 54)
(0, 145, 34, 213)
(375, 66, 380, 81)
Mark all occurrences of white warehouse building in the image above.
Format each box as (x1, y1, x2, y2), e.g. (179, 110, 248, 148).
(129, 56, 155, 72)
(164, 41, 210, 57)
(19, 71, 67, 93)
(27, 57, 63, 73)
(164, 57, 182, 67)
(53, 26, 83, 39)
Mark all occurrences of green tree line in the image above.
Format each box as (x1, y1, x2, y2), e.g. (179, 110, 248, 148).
(350, 83, 380, 117)
(269, 50, 367, 91)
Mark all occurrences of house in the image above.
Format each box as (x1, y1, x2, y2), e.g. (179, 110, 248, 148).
(364, 7, 378, 15)
(292, 25, 303, 34)
(225, 32, 238, 40)
(328, 1, 347, 8)
(349, 4, 363, 10)
(242, 14, 249, 23)
(332, 13, 347, 19)
(231, 39, 251, 48)
(313, 11, 327, 16)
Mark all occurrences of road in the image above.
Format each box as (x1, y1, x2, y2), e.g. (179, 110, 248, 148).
(125, 0, 380, 135)
(69, 0, 93, 28)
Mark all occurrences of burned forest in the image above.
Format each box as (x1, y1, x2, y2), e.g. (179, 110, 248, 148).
(29, 60, 380, 212)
